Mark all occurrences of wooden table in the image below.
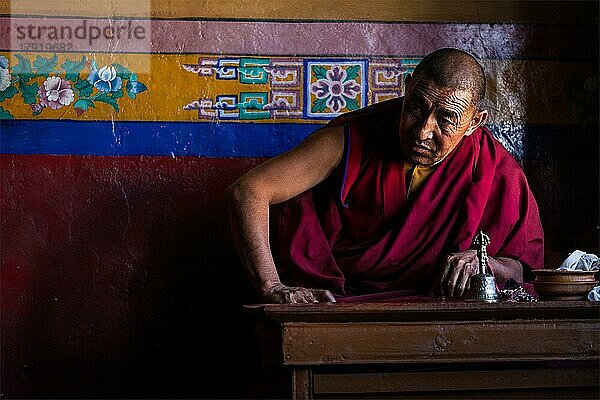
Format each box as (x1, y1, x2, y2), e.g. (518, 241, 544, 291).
(245, 301, 600, 399)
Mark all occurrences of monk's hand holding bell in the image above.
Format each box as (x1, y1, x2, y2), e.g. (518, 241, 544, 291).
(434, 250, 480, 299)
(261, 282, 336, 304)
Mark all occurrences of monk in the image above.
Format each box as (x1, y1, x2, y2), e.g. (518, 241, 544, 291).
(227, 48, 544, 303)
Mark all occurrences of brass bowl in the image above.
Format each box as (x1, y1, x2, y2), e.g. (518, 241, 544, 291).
(533, 269, 598, 283)
(533, 270, 598, 300)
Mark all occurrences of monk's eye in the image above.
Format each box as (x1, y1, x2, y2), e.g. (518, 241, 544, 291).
(438, 116, 456, 129)
(407, 102, 423, 116)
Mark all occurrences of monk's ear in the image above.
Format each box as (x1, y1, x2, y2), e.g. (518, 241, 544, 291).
(465, 109, 488, 136)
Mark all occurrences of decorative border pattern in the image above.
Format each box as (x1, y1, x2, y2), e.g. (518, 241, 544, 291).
(182, 56, 416, 122)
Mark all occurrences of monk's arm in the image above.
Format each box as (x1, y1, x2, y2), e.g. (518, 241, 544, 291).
(489, 256, 523, 283)
(226, 125, 345, 303)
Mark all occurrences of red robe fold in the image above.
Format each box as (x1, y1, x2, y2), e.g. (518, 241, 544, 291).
(271, 98, 544, 297)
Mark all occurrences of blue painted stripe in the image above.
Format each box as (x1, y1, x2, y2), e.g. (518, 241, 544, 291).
(1, 119, 597, 159)
(0, 120, 325, 157)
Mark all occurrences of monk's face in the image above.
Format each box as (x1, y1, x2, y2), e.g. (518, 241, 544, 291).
(398, 75, 485, 165)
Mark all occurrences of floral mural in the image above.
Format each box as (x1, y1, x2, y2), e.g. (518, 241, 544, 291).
(0, 54, 147, 119)
(38, 76, 74, 110)
(310, 65, 361, 113)
(0, 56, 11, 91)
(305, 60, 367, 118)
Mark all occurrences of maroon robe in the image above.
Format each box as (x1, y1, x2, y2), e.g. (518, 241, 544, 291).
(271, 98, 544, 298)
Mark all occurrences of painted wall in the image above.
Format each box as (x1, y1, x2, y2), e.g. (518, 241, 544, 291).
(1, 1, 598, 397)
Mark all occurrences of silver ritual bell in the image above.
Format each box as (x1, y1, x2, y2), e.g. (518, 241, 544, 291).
(465, 231, 499, 302)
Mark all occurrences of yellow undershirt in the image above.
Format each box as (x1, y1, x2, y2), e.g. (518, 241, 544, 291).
(403, 161, 437, 199)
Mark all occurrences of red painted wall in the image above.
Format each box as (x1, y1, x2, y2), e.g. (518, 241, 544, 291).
(1, 155, 265, 397)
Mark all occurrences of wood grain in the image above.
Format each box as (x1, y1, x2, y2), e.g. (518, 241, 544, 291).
(282, 320, 599, 365)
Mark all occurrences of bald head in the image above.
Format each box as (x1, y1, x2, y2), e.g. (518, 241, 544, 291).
(411, 48, 486, 109)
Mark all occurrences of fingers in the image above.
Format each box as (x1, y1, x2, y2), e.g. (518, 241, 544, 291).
(456, 262, 477, 298)
(293, 289, 316, 303)
(439, 255, 453, 291)
(267, 286, 331, 304)
(267, 286, 337, 304)
(437, 254, 455, 298)
(440, 251, 479, 299)
(446, 258, 467, 298)
(287, 288, 316, 303)
(315, 289, 337, 303)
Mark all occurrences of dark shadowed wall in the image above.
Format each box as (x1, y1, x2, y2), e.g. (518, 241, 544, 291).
(1, 0, 598, 397)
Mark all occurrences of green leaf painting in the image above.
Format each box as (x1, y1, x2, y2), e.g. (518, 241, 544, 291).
(0, 105, 13, 119)
(62, 56, 87, 81)
(345, 65, 360, 81)
(344, 96, 359, 111)
(0, 85, 18, 102)
(74, 99, 95, 111)
(33, 54, 59, 76)
(311, 97, 328, 113)
(113, 89, 125, 100)
(0, 53, 147, 116)
(12, 54, 35, 82)
(74, 79, 94, 98)
(19, 81, 39, 104)
(312, 65, 328, 80)
(95, 93, 120, 113)
(113, 63, 132, 80)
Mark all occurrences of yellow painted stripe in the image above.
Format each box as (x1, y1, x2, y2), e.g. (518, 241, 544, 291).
(0, 51, 596, 125)
(1, 52, 210, 122)
(2, 0, 598, 24)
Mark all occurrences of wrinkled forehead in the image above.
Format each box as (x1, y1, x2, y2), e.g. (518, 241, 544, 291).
(407, 75, 475, 113)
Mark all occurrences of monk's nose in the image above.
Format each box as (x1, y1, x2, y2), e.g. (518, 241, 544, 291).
(416, 113, 436, 141)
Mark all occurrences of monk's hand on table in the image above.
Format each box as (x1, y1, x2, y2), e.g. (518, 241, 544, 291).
(432, 250, 480, 299)
(261, 283, 336, 304)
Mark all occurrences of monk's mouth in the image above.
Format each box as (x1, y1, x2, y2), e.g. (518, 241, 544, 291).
(412, 144, 434, 154)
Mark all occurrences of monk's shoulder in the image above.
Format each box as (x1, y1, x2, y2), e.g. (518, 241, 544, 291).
(493, 138, 522, 170)
(485, 131, 530, 188)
